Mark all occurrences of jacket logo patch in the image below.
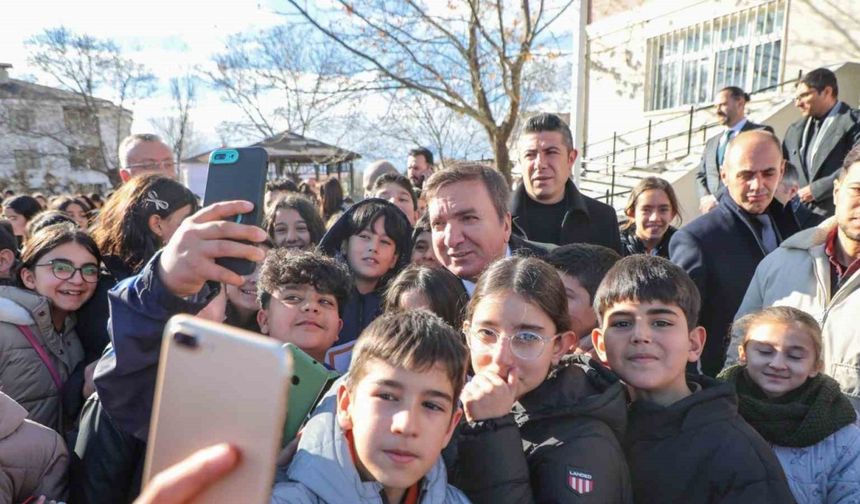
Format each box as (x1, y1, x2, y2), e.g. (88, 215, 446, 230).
(567, 467, 594, 495)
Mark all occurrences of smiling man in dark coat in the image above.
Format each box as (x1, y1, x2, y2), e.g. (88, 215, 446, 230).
(424, 163, 553, 297)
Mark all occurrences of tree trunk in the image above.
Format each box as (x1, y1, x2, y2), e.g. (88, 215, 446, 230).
(490, 132, 512, 185)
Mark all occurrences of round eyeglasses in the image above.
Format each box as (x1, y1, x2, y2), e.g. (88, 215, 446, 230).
(125, 159, 176, 174)
(35, 259, 100, 283)
(468, 327, 559, 361)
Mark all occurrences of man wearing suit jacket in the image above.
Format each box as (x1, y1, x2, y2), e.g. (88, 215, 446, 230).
(696, 87, 773, 214)
(424, 163, 554, 297)
(670, 130, 799, 377)
(774, 161, 824, 230)
(783, 67, 860, 217)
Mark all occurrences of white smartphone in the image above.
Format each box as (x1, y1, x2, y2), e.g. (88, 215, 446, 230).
(143, 314, 291, 504)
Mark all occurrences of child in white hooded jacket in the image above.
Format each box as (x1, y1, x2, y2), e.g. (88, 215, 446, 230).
(720, 306, 860, 503)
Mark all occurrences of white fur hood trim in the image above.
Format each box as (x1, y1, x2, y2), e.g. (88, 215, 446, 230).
(0, 297, 36, 326)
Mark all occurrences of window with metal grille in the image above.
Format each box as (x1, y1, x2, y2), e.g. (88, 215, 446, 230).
(646, 0, 786, 111)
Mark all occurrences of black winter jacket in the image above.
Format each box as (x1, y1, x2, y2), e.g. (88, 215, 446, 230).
(619, 225, 676, 258)
(70, 394, 144, 504)
(64, 256, 136, 430)
(511, 180, 623, 254)
(76, 255, 136, 364)
(624, 375, 795, 504)
(447, 355, 633, 504)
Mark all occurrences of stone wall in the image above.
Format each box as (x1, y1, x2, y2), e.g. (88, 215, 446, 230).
(0, 94, 131, 192)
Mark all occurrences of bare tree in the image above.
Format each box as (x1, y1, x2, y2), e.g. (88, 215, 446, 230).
(349, 89, 488, 166)
(24, 27, 155, 187)
(151, 75, 201, 162)
(205, 24, 369, 140)
(284, 0, 574, 181)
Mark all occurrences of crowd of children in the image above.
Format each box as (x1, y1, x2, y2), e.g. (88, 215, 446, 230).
(1, 163, 859, 504)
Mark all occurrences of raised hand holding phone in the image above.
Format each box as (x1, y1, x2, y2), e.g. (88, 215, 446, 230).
(157, 200, 267, 297)
(203, 147, 269, 276)
(144, 316, 291, 504)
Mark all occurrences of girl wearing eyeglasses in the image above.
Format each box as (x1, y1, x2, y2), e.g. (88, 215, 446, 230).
(0, 223, 101, 433)
(447, 256, 633, 503)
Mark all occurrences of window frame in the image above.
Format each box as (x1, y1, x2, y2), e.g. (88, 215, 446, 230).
(645, 0, 787, 112)
(14, 149, 41, 173)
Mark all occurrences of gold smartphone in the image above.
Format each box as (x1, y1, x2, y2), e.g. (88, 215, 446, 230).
(143, 314, 291, 504)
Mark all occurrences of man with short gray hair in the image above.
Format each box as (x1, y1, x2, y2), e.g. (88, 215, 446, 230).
(118, 134, 176, 182)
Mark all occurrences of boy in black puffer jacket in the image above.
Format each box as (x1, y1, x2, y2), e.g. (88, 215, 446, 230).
(592, 256, 794, 503)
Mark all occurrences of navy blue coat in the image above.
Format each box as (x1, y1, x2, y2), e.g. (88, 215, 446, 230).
(93, 252, 215, 441)
(669, 194, 798, 377)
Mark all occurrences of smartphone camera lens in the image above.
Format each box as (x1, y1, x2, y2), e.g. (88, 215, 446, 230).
(215, 153, 226, 160)
(174, 332, 199, 349)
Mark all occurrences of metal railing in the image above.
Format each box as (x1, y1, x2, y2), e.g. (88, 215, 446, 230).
(580, 70, 804, 207)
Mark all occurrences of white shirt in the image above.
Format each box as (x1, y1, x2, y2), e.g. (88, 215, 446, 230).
(721, 118, 749, 146)
(460, 245, 512, 297)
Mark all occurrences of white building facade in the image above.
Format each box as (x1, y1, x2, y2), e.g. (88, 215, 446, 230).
(577, 0, 860, 219)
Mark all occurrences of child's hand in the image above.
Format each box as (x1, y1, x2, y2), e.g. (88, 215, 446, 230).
(460, 368, 518, 422)
(158, 201, 267, 297)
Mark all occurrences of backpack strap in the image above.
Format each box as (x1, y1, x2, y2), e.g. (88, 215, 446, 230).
(17, 325, 63, 390)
